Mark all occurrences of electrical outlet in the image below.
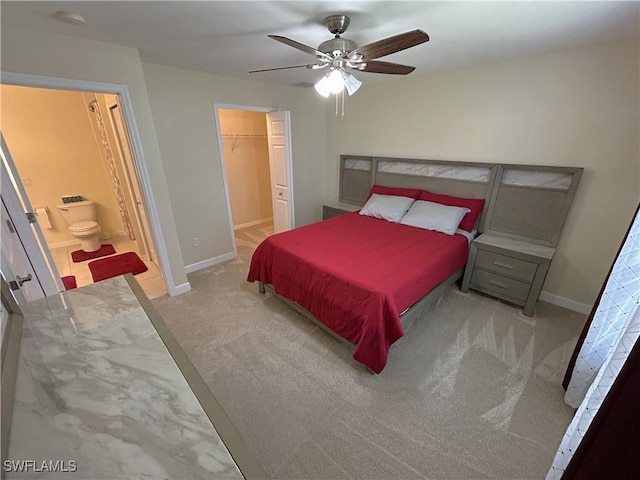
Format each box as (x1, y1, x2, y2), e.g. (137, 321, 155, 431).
(193, 236, 200, 247)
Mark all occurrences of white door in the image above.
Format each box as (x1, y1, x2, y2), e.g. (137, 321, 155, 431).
(266, 111, 294, 233)
(1, 199, 45, 303)
(105, 95, 158, 264)
(1, 135, 61, 298)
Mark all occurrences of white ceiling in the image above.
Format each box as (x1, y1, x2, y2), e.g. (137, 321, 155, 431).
(2, 1, 638, 88)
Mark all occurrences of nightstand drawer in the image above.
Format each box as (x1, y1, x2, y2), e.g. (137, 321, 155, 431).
(475, 250, 537, 282)
(471, 269, 531, 302)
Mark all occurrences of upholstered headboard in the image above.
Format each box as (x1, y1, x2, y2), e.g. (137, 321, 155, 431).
(339, 155, 582, 247)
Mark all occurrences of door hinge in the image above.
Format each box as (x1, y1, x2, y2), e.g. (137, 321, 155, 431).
(5, 219, 15, 233)
(26, 212, 37, 224)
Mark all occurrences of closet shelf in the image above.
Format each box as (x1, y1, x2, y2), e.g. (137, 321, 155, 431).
(220, 133, 267, 137)
(221, 133, 267, 152)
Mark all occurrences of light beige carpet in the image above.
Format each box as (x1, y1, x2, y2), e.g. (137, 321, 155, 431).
(152, 225, 585, 479)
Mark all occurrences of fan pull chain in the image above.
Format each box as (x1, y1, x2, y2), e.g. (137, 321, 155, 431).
(334, 90, 346, 118)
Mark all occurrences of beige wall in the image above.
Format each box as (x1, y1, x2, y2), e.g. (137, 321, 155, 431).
(1, 85, 126, 246)
(325, 39, 640, 307)
(4, 24, 635, 308)
(219, 109, 273, 228)
(1, 25, 188, 291)
(141, 62, 326, 268)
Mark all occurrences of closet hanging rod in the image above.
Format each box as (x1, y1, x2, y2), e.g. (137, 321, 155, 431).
(220, 133, 267, 137)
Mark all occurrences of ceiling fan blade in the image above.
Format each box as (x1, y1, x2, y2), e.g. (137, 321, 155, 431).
(348, 30, 429, 61)
(249, 64, 319, 73)
(268, 35, 332, 61)
(359, 60, 416, 75)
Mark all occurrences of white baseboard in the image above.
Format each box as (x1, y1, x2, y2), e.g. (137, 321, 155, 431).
(233, 217, 273, 230)
(48, 231, 128, 249)
(100, 230, 127, 240)
(539, 291, 592, 315)
(184, 251, 236, 274)
(48, 239, 81, 249)
(168, 281, 191, 296)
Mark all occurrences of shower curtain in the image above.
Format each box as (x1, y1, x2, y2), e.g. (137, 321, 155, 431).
(89, 101, 135, 241)
(547, 204, 640, 479)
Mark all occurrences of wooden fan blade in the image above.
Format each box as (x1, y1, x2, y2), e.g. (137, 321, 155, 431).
(268, 35, 332, 61)
(348, 30, 429, 61)
(360, 60, 416, 75)
(249, 64, 317, 73)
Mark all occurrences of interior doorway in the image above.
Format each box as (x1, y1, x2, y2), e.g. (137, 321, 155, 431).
(218, 108, 274, 252)
(215, 106, 295, 254)
(0, 84, 166, 299)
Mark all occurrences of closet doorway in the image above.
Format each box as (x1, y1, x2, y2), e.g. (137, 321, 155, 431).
(216, 106, 294, 254)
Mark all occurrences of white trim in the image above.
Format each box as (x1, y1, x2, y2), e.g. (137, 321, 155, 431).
(233, 217, 273, 230)
(184, 252, 236, 274)
(47, 239, 81, 249)
(213, 103, 272, 260)
(171, 282, 192, 296)
(213, 103, 292, 255)
(0, 71, 188, 297)
(100, 230, 127, 240)
(539, 291, 592, 315)
(48, 230, 128, 249)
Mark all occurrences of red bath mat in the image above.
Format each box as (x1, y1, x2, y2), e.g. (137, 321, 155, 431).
(71, 244, 116, 262)
(61, 275, 77, 290)
(88, 252, 148, 282)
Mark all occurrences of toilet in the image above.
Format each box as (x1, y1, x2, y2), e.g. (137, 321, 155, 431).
(56, 200, 102, 252)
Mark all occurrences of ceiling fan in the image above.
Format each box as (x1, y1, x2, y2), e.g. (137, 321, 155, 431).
(250, 14, 429, 104)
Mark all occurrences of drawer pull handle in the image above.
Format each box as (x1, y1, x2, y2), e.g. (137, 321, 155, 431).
(493, 261, 514, 270)
(489, 280, 509, 289)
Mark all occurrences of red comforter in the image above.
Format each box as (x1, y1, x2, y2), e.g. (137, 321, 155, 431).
(247, 212, 469, 373)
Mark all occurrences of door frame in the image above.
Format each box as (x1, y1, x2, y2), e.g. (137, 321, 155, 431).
(103, 94, 157, 264)
(1, 137, 60, 297)
(1, 71, 178, 295)
(213, 103, 294, 258)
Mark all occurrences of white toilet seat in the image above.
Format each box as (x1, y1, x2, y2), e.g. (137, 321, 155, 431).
(69, 221, 100, 235)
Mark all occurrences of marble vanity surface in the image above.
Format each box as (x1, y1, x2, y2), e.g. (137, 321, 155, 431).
(7, 276, 244, 479)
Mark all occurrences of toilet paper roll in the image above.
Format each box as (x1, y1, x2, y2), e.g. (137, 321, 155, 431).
(35, 206, 52, 229)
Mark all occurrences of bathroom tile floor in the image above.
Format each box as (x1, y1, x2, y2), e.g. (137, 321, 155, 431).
(49, 236, 167, 299)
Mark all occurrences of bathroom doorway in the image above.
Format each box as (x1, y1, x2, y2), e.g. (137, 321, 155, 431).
(0, 84, 166, 298)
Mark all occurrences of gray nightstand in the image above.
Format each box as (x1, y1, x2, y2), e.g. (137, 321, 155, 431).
(461, 233, 555, 316)
(322, 203, 360, 220)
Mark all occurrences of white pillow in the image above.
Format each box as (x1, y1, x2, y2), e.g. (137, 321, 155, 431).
(359, 194, 415, 223)
(400, 200, 471, 235)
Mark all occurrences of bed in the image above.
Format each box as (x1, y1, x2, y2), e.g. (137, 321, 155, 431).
(247, 156, 583, 373)
(248, 211, 474, 373)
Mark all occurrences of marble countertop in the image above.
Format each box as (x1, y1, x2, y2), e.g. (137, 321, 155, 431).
(7, 276, 246, 479)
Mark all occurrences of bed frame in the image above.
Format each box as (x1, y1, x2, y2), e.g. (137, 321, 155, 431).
(258, 268, 463, 353)
(258, 155, 582, 371)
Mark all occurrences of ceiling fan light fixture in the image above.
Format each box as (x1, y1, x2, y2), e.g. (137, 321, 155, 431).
(343, 73, 362, 96)
(326, 69, 345, 94)
(313, 75, 332, 97)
